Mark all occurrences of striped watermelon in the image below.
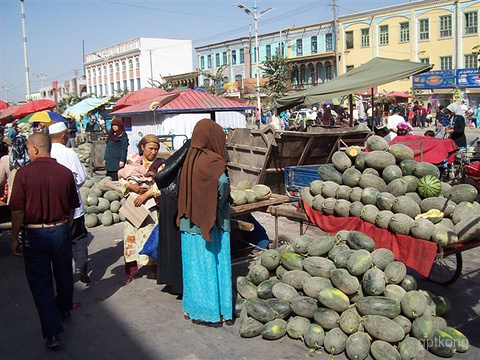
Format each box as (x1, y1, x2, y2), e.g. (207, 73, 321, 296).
(417, 175, 442, 198)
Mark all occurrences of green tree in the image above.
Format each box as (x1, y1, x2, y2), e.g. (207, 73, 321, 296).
(114, 88, 130, 100)
(149, 78, 175, 92)
(56, 93, 83, 113)
(261, 53, 292, 108)
(198, 66, 227, 96)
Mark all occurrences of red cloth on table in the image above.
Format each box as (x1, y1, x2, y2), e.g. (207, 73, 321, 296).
(301, 200, 438, 277)
(390, 135, 458, 164)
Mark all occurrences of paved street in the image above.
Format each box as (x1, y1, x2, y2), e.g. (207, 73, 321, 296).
(1, 210, 479, 360)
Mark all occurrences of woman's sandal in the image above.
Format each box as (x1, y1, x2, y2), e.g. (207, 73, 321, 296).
(183, 312, 190, 320)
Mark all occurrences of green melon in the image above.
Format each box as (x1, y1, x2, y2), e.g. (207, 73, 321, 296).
(252, 184, 272, 200)
(290, 296, 318, 318)
(286, 316, 310, 340)
(376, 192, 396, 211)
(332, 151, 352, 172)
(334, 199, 352, 217)
(345, 146, 362, 159)
(336, 185, 352, 200)
(417, 175, 442, 198)
(309, 180, 324, 196)
(349, 201, 364, 217)
(384, 261, 407, 285)
(304, 323, 325, 350)
(399, 159, 418, 175)
(101, 210, 114, 226)
(248, 264, 270, 285)
(444, 183, 478, 204)
(403, 175, 420, 192)
(103, 190, 120, 202)
(363, 315, 405, 343)
(300, 187, 314, 207)
(362, 269, 387, 297)
(339, 307, 361, 335)
(112, 213, 120, 223)
(347, 249, 373, 276)
(363, 167, 380, 176)
(386, 178, 408, 197)
(110, 200, 121, 213)
(85, 214, 99, 228)
(312, 308, 340, 330)
(236, 179, 251, 190)
(361, 187, 380, 205)
(322, 198, 336, 215)
(392, 195, 421, 218)
(260, 249, 281, 270)
(401, 290, 428, 318)
(358, 173, 387, 192)
(365, 151, 396, 171)
(321, 181, 340, 198)
(292, 235, 315, 254)
(410, 218, 436, 240)
(360, 204, 380, 224)
(87, 193, 99, 206)
(370, 340, 401, 360)
(355, 151, 367, 171)
(312, 194, 325, 211)
(398, 337, 425, 360)
(342, 168, 362, 187)
(366, 135, 390, 151)
(303, 277, 333, 299)
(371, 248, 395, 270)
(413, 162, 441, 179)
(349, 187, 363, 202)
(318, 164, 343, 184)
(389, 213, 414, 234)
(245, 298, 276, 323)
(451, 201, 477, 224)
(405, 192, 422, 206)
(97, 197, 110, 212)
(382, 164, 403, 184)
(324, 327, 348, 355)
(375, 210, 394, 229)
(388, 143, 415, 161)
(282, 270, 312, 291)
(245, 189, 259, 203)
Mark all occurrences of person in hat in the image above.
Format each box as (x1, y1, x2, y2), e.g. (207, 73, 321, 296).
(9, 132, 78, 349)
(48, 122, 90, 283)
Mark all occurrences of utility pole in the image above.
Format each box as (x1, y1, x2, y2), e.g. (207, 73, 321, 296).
(20, 0, 31, 99)
(148, 49, 155, 86)
(33, 73, 51, 90)
(333, 0, 340, 77)
(2, 85, 13, 103)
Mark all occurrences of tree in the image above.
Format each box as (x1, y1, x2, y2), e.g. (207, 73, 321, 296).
(198, 66, 227, 96)
(149, 78, 175, 92)
(56, 93, 83, 114)
(114, 88, 130, 100)
(261, 53, 292, 108)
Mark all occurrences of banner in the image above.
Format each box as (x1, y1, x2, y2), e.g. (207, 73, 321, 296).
(412, 70, 456, 89)
(223, 81, 239, 94)
(457, 68, 480, 87)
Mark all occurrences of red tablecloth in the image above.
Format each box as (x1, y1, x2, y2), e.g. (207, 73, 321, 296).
(301, 200, 438, 277)
(390, 135, 458, 164)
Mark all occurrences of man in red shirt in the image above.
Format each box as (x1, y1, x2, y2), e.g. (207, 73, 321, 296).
(9, 132, 79, 350)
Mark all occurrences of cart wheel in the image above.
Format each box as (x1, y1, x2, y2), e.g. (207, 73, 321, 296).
(426, 253, 463, 285)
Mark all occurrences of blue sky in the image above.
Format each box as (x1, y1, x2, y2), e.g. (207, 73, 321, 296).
(0, 0, 406, 102)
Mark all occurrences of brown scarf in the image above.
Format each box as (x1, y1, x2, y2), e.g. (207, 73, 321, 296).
(107, 118, 126, 142)
(177, 119, 227, 242)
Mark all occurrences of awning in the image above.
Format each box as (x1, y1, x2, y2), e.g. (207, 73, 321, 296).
(276, 57, 432, 110)
(63, 96, 111, 120)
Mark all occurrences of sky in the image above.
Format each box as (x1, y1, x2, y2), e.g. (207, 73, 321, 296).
(0, 0, 407, 103)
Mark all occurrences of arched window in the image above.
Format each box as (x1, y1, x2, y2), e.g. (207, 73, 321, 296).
(316, 63, 323, 84)
(308, 64, 315, 85)
(115, 62, 120, 73)
(129, 59, 133, 70)
(93, 68, 96, 77)
(291, 66, 298, 86)
(122, 61, 126, 72)
(135, 57, 140, 69)
(325, 62, 332, 81)
(109, 64, 113, 73)
(300, 65, 307, 85)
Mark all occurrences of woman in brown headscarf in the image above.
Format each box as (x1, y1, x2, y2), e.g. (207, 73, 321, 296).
(177, 119, 232, 326)
(104, 117, 128, 181)
(321, 106, 336, 126)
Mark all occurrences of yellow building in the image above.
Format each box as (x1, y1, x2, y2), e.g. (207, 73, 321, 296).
(337, 0, 479, 103)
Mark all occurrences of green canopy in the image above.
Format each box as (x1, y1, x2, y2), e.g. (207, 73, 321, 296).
(276, 57, 432, 110)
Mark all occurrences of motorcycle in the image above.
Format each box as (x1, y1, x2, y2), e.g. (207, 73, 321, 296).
(450, 137, 480, 188)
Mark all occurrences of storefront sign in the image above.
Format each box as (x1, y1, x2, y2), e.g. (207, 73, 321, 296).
(413, 70, 456, 89)
(223, 81, 239, 93)
(452, 88, 462, 103)
(456, 68, 480, 87)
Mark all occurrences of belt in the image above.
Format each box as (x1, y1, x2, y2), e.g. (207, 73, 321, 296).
(24, 219, 68, 229)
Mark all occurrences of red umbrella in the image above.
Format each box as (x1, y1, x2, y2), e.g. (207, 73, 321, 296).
(113, 88, 168, 110)
(0, 105, 21, 125)
(388, 91, 414, 98)
(0, 100, 8, 111)
(12, 99, 56, 119)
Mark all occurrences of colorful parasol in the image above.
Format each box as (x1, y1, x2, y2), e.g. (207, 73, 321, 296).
(12, 99, 56, 119)
(0, 105, 21, 125)
(19, 111, 65, 126)
(0, 100, 9, 111)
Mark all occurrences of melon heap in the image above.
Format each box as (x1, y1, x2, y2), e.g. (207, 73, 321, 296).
(231, 181, 272, 206)
(301, 135, 480, 246)
(236, 231, 470, 358)
(73, 143, 92, 171)
(80, 176, 125, 228)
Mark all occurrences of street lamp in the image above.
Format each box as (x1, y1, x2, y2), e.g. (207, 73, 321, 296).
(235, 1, 274, 112)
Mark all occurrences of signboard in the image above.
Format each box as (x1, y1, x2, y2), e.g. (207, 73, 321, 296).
(456, 68, 480, 87)
(243, 77, 268, 94)
(452, 88, 462, 103)
(223, 81, 239, 94)
(412, 70, 456, 89)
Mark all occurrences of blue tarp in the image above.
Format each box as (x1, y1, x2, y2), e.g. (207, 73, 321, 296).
(63, 96, 111, 120)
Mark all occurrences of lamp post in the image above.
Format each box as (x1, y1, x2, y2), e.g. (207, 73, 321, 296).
(235, 1, 274, 112)
(20, 0, 31, 99)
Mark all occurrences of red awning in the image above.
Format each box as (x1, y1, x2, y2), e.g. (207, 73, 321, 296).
(113, 88, 169, 110)
(389, 91, 415, 98)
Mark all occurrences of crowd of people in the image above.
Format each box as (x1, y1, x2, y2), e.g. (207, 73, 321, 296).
(0, 116, 233, 349)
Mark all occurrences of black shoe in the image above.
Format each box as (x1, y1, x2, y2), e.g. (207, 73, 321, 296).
(75, 269, 91, 284)
(45, 334, 60, 349)
(192, 319, 223, 328)
(60, 311, 71, 323)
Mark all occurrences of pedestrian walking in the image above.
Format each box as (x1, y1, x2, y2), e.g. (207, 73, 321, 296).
(9, 132, 79, 349)
(66, 118, 77, 148)
(177, 119, 232, 327)
(445, 102, 467, 148)
(104, 118, 128, 181)
(48, 122, 90, 283)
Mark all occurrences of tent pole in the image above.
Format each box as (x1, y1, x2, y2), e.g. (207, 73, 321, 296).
(371, 87, 374, 126)
(349, 94, 353, 127)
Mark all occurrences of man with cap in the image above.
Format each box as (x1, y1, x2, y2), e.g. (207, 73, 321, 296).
(48, 122, 90, 283)
(9, 132, 79, 349)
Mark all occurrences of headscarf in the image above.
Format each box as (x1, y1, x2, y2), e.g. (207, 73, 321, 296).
(397, 121, 414, 133)
(9, 133, 30, 171)
(321, 107, 334, 121)
(177, 119, 227, 242)
(446, 103, 464, 117)
(106, 118, 126, 142)
(138, 134, 159, 155)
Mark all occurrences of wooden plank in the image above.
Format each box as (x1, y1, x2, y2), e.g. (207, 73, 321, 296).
(230, 194, 292, 217)
(226, 144, 268, 153)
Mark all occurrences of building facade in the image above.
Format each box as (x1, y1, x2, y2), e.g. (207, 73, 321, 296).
(195, 22, 337, 102)
(337, 0, 479, 100)
(33, 76, 87, 102)
(84, 37, 193, 97)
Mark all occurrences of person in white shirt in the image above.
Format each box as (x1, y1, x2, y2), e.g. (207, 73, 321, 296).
(48, 122, 90, 284)
(385, 106, 405, 143)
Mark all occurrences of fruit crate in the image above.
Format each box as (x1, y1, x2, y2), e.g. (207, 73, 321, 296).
(285, 164, 325, 199)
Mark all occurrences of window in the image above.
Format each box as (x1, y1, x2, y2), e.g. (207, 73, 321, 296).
(122, 61, 126, 72)
(93, 68, 96, 77)
(311, 36, 318, 53)
(200, 56, 205, 70)
(465, 54, 476, 68)
(419, 19, 429, 40)
(231, 50, 236, 65)
(123, 80, 127, 89)
(399, 22, 410, 42)
(296, 39, 303, 56)
(346, 65, 354, 72)
(129, 59, 133, 70)
(222, 51, 227, 65)
(361, 29, 369, 47)
(440, 56, 453, 70)
(325, 33, 333, 51)
(252, 47, 257, 62)
(239, 48, 244, 63)
(464, 11, 478, 35)
(115, 63, 120, 73)
(135, 58, 140, 69)
(111, 83, 115, 94)
(207, 54, 212, 69)
(215, 53, 220, 67)
(420, 57, 430, 64)
(130, 79, 134, 90)
(325, 63, 332, 80)
(439, 15, 452, 38)
(116, 81, 120, 90)
(109, 64, 113, 74)
(345, 31, 354, 49)
(379, 25, 389, 45)
(279, 42, 285, 56)
(203, 79, 209, 87)
(266, 45, 271, 60)
(137, 78, 141, 90)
